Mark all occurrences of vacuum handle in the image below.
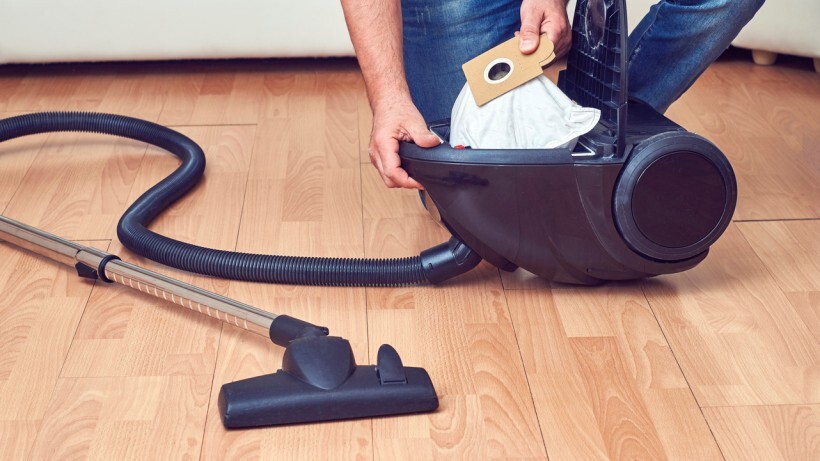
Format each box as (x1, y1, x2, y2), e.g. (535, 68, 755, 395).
(0, 214, 277, 338)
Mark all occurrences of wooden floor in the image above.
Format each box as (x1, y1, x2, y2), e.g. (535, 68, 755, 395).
(0, 52, 818, 460)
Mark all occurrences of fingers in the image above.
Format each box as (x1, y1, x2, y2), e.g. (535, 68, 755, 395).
(368, 101, 436, 189)
(544, 16, 571, 58)
(368, 141, 392, 187)
(369, 136, 423, 189)
(380, 139, 423, 189)
(405, 120, 441, 149)
(518, 4, 543, 54)
(519, 0, 571, 58)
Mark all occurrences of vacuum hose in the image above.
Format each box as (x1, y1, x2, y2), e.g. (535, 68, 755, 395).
(0, 112, 480, 286)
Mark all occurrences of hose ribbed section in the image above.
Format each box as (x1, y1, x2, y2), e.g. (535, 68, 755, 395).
(0, 112, 428, 286)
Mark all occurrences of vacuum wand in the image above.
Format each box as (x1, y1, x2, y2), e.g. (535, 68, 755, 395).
(0, 214, 439, 428)
(0, 214, 276, 338)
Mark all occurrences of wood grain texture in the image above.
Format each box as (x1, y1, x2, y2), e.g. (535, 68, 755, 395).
(737, 221, 820, 294)
(2, 133, 147, 240)
(0, 64, 166, 119)
(704, 405, 820, 461)
(0, 68, 91, 112)
(0, 112, 49, 213)
(0, 240, 107, 460)
(738, 220, 820, 347)
(0, 55, 817, 460)
(353, 71, 373, 165)
(0, 68, 171, 235)
(506, 285, 722, 460)
(643, 224, 820, 407)
(30, 375, 211, 460)
(157, 64, 264, 126)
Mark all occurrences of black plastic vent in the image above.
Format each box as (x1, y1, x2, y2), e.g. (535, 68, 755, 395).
(558, 0, 628, 155)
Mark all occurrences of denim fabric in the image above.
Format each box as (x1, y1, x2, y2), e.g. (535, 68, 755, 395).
(402, 0, 765, 122)
(628, 0, 765, 112)
(402, 0, 522, 122)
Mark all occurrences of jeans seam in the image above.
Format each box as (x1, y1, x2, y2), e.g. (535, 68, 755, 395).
(628, 2, 666, 67)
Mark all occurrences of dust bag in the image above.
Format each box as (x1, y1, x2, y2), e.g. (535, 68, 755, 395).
(449, 75, 601, 150)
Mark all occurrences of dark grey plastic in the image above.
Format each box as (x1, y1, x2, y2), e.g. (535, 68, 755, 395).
(218, 314, 438, 428)
(218, 338, 438, 428)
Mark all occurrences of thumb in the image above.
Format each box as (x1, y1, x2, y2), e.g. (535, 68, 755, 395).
(406, 122, 441, 148)
(519, 9, 542, 54)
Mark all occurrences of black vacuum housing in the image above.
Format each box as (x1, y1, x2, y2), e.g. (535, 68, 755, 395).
(399, 0, 736, 284)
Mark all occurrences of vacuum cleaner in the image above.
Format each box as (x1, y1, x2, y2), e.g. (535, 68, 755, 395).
(0, 0, 735, 428)
(400, 0, 737, 284)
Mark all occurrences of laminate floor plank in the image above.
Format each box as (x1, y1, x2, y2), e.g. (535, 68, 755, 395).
(704, 404, 820, 461)
(356, 73, 373, 164)
(0, 112, 50, 213)
(157, 64, 265, 126)
(2, 133, 147, 240)
(506, 284, 722, 460)
(738, 220, 820, 345)
(0, 240, 107, 460)
(30, 375, 211, 461)
(643, 224, 820, 407)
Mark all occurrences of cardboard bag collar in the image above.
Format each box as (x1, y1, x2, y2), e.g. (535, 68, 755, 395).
(462, 34, 556, 106)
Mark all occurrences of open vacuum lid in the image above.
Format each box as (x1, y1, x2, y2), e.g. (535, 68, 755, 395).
(558, 0, 628, 156)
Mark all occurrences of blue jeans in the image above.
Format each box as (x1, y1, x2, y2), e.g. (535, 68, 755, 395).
(402, 0, 765, 122)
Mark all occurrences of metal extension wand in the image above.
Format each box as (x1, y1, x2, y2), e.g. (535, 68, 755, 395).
(0, 214, 438, 428)
(0, 214, 276, 338)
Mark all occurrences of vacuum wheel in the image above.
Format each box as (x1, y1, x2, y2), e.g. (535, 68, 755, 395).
(613, 132, 737, 261)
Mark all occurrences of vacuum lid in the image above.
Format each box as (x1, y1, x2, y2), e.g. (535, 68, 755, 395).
(558, 0, 628, 156)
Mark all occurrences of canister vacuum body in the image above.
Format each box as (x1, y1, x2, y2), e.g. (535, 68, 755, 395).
(399, 0, 736, 284)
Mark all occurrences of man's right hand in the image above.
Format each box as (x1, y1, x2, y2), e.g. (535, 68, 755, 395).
(369, 98, 441, 189)
(340, 0, 440, 189)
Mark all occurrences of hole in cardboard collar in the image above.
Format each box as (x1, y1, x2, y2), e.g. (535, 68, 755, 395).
(483, 58, 514, 84)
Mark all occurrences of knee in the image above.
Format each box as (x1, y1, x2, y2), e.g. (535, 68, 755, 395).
(721, 0, 765, 16)
(674, 0, 765, 18)
(716, 0, 765, 28)
(669, 0, 765, 30)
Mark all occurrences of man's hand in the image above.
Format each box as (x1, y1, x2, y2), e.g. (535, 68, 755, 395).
(340, 0, 439, 189)
(518, 0, 571, 58)
(369, 98, 440, 189)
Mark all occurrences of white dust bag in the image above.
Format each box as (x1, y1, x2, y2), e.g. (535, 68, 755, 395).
(449, 75, 601, 150)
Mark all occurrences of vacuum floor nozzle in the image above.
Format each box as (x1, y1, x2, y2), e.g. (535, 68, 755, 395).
(218, 337, 438, 428)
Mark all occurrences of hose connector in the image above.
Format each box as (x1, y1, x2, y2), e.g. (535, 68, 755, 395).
(419, 237, 482, 284)
(269, 315, 330, 347)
